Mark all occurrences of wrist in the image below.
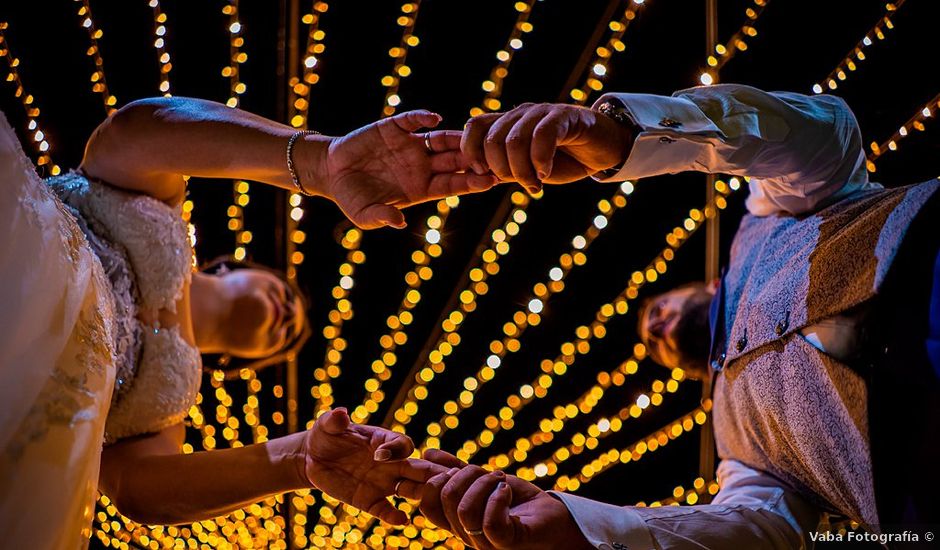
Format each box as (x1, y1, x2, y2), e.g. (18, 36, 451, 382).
(265, 431, 314, 490)
(594, 101, 636, 177)
(292, 133, 334, 199)
(546, 494, 595, 550)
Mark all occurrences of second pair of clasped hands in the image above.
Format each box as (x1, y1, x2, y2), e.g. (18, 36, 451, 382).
(313, 408, 591, 550)
(308, 101, 632, 230)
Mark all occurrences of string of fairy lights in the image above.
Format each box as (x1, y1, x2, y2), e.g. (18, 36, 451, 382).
(388, 186, 625, 437)
(73, 0, 116, 115)
(411, 184, 633, 451)
(0, 22, 60, 176)
(381, 1, 423, 118)
(311, 0, 429, 438)
(474, 0, 542, 116)
(699, 0, 769, 86)
(148, 0, 172, 96)
(285, 4, 331, 547)
(381, 0, 555, 435)
(519, 369, 688, 483)
(307, 4, 437, 543)
(867, 91, 940, 172)
(640, 476, 720, 508)
(812, 1, 907, 95)
(554, 402, 711, 492)
(313, 226, 361, 419)
(568, 0, 649, 104)
(496, 363, 683, 475)
(222, 0, 252, 263)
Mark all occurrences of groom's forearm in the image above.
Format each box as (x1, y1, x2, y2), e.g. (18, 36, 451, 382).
(100, 427, 310, 525)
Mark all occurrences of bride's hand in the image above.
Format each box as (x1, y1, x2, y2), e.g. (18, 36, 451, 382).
(318, 110, 499, 230)
(302, 408, 442, 525)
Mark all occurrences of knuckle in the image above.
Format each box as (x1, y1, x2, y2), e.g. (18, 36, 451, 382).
(532, 124, 554, 137)
(456, 502, 473, 522)
(505, 133, 527, 148)
(484, 134, 502, 146)
(440, 485, 458, 505)
(482, 517, 501, 533)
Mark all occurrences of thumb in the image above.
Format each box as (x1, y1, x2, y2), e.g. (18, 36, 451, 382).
(391, 109, 442, 133)
(354, 204, 407, 230)
(318, 407, 351, 435)
(483, 481, 517, 547)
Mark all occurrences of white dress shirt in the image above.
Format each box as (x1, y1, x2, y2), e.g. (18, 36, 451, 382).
(551, 460, 820, 550)
(593, 83, 881, 217)
(545, 85, 883, 549)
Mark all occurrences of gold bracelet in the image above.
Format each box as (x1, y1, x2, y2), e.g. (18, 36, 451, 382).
(287, 129, 319, 196)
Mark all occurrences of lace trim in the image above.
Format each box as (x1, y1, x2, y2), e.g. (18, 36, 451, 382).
(63, 202, 142, 405)
(48, 172, 192, 314)
(104, 325, 202, 443)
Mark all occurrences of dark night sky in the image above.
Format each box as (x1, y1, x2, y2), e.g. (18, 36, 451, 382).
(2, 0, 938, 540)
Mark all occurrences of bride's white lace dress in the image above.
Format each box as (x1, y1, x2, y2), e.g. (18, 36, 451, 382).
(0, 111, 201, 548)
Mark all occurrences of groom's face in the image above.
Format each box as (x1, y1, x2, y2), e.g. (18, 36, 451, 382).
(638, 284, 713, 377)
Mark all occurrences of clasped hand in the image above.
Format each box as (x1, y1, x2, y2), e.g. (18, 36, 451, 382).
(408, 450, 592, 550)
(318, 103, 631, 230)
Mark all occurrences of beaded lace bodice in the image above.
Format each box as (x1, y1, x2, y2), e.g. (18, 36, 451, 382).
(48, 173, 201, 442)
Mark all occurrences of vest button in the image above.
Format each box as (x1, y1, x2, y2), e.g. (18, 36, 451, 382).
(736, 337, 747, 352)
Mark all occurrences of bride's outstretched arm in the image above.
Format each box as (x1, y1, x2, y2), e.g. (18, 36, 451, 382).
(99, 408, 442, 525)
(80, 97, 497, 229)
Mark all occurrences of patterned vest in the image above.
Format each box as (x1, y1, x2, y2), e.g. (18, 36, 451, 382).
(712, 179, 939, 531)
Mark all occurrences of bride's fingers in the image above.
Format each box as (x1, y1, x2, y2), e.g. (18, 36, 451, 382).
(354, 204, 406, 230)
(391, 110, 442, 133)
(427, 173, 498, 199)
(367, 497, 408, 526)
(429, 150, 471, 173)
(372, 431, 415, 462)
(317, 407, 351, 435)
(427, 130, 463, 152)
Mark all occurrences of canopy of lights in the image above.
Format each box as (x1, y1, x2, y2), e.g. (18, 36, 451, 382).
(0, 0, 936, 548)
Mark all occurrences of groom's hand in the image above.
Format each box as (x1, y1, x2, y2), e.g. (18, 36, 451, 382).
(317, 110, 499, 230)
(461, 103, 634, 194)
(416, 449, 592, 550)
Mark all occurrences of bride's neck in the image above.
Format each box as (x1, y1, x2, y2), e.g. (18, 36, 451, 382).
(189, 273, 231, 354)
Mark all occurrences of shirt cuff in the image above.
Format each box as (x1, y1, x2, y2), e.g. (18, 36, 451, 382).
(549, 491, 656, 550)
(591, 92, 724, 183)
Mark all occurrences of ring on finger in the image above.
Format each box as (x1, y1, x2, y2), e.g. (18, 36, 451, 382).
(465, 529, 484, 536)
(394, 479, 404, 496)
(423, 132, 433, 152)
